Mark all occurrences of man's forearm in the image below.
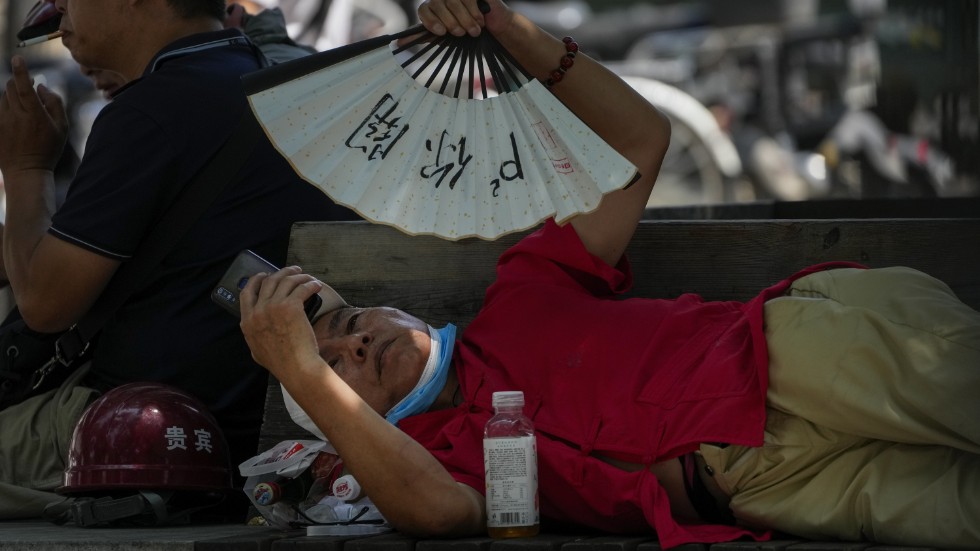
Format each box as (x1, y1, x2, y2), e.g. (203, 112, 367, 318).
(2, 168, 58, 304)
(1, 168, 120, 332)
(284, 361, 486, 536)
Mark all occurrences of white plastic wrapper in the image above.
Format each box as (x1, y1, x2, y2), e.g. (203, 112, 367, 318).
(239, 439, 330, 478)
(239, 439, 391, 535)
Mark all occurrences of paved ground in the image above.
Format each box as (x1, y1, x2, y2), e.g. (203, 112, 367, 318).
(0, 520, 958, 551)
(0, 520, 284, 551)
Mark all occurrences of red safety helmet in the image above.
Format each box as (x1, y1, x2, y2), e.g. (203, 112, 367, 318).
(60, 382, 233, 495)
(17, 0, 61, 41)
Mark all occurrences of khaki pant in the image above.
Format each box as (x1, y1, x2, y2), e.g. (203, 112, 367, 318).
(0, 363, 97, 518)
(700, 267, 980, 548)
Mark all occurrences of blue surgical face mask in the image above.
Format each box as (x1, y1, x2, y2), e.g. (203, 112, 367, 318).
(384, 323, 456, 426)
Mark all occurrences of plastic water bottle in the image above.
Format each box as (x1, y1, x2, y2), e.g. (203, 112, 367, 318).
(483, 391, 540, 538)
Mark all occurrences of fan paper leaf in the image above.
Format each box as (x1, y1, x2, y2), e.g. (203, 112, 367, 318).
(245, 30, 637, 240)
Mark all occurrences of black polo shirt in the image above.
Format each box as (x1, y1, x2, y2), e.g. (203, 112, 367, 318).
(49, 29, 357, 464)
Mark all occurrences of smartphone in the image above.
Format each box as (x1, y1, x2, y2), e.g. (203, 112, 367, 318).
(211, 249, 323, 320)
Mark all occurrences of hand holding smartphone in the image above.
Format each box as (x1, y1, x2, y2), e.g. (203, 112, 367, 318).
(212, 250, 323, 320)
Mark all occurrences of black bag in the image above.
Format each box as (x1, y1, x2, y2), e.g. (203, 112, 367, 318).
(0, 309, 92, 411)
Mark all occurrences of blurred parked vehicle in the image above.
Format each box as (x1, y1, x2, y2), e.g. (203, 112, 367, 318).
(517, 0, 975, 205)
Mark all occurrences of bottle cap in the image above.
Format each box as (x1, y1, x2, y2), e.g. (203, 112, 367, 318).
(491, 391, 524, 408)
(253, 481, 283, 506)
(331, 474, 362, 501)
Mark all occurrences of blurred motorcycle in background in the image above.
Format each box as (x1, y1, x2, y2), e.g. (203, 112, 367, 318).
(511, 0, 969, 205)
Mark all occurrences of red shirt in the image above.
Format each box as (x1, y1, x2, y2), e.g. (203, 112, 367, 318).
(400, 220, 860, 548)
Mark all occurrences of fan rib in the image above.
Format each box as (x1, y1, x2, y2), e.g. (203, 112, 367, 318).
(452, 46, 468, 99)
(483, 46, 514, 94)
(494, 47, 526, 92)
(391, 29, 432, 56)
(404, 39, 446, 80)
(466, 45, 476, 99)
(421, 38, 457, 88)
(488, 35, 534, 83)
(475, 44, 488, 99)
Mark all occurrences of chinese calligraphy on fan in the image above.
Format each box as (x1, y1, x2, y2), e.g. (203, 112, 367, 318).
(420, 131, 473, 190)
(346, 95, 530, 197)
(345, 93, 410, 161)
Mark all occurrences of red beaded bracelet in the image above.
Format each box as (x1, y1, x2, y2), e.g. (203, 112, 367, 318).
(544, 36, 579, 88)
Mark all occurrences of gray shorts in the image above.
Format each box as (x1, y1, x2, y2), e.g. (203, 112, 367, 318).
(0, 363, 97, 519)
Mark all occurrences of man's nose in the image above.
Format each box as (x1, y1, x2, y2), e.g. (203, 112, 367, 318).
(342, 332, 372, 362)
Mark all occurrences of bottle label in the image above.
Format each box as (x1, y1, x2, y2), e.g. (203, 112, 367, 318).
(483, 435, 539, 528)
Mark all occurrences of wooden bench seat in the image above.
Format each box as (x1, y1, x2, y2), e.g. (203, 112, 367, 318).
(254, 217, 980, 551)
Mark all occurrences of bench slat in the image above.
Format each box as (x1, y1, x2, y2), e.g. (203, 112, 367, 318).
(287, 219, 980, 334)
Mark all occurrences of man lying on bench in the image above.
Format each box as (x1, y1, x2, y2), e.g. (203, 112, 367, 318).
(239, 0, 980, 549)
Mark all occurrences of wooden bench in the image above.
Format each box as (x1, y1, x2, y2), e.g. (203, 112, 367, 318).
(254, 216, 980, 551)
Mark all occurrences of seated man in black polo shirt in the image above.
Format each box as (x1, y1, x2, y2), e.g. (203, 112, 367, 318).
(0, 0, 358, 519)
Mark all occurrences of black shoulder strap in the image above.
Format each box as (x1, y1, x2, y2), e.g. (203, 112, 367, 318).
(53, 111, 263, 364)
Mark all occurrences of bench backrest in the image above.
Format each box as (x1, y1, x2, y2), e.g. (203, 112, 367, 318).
(259, 217, 980, 450)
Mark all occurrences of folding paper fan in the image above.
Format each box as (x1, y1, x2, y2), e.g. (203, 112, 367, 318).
(243, 26, 638, 240)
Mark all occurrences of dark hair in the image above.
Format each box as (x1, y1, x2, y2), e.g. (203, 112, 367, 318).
(166, 0, 226, 21)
